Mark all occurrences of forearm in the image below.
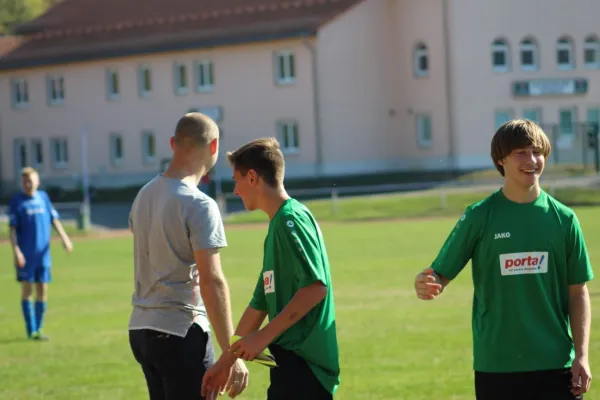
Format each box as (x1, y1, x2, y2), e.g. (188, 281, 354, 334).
(200, 277, 235, 353)
(52, 220, 69, 242)
(569, 286, 591, 358)
(235, 306, 268, 337)
(261, 283, 326, 343)
(9, 228, 20, 254)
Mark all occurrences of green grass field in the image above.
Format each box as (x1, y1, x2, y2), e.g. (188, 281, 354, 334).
(1, 208, 599, 399)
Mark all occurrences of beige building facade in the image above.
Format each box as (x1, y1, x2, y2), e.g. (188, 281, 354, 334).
(0, 0, 599, 194)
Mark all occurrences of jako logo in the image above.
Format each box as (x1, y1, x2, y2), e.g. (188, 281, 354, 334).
(499, 252, 548, 276)
(494, 232, 511, 239)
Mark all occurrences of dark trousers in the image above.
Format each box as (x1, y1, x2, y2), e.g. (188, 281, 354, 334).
(267, 344, 333, 400)
(475, 369, 583, 400)
(129, 323, 216, 400)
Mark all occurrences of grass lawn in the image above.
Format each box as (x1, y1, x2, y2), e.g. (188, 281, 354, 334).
(0, 208, 599, 399)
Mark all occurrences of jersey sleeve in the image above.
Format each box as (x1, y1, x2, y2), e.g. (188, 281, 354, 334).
(566, 212, 594, 285)
(8, 197, 19, 228)
(275, 213, 327, 288)
(249, 272, 267, 312)
(187, 197, 227, 251)
(42, 192, 59, 221)
(431, 206, 482, 280)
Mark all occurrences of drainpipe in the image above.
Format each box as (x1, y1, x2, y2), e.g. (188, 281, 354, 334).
(302, 37, 323, 177)
(442, 0, 457, 172)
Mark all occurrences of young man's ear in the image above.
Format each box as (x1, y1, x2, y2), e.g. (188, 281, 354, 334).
(169, 136, 175, 151)
(210, 138, 218, 155)
(247, 169, 259, 185)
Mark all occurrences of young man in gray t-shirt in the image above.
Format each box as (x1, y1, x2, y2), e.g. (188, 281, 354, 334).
(128, 113, 248, 400)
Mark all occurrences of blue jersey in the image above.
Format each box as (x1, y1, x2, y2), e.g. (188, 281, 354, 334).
(8, 190, 59, 269)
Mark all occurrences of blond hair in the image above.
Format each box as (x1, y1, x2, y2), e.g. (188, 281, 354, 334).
(226, 137, 285, 187)
(491, 119, 552, 176)
(21, 167, 39, 178)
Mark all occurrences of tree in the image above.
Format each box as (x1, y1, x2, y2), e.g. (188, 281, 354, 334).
(0, 0, 61, 34)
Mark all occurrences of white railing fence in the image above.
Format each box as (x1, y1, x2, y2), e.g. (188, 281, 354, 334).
(214, 175, 600, 217)
(0, 201, 89, 231)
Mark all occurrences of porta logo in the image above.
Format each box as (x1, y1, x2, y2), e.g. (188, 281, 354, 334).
(499, 252, 548, 276)
(263, 270, 275, 294)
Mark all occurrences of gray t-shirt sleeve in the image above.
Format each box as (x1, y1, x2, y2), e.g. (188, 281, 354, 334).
(187, 197, 227, 251)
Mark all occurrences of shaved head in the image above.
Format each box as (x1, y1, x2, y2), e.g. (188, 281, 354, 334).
(174, 112, 219, 147)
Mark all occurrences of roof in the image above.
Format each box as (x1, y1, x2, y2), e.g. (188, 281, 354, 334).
(0, 36, 22, 58)
(0, 0, 362, 71)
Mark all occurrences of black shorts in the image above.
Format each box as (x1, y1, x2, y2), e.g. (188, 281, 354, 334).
(267, 344, 332, 400)
(475, 368, 583, 400)
(129, 323, 216, 400)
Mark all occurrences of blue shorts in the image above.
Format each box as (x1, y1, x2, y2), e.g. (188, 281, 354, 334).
(16, 265, 52, 283)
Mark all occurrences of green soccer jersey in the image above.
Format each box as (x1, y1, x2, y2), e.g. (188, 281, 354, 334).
(249, 198, 340, 394)
(432, 189, 594, 373)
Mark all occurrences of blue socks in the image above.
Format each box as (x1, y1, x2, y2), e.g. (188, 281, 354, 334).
(21, 300, 47, 337)
(35, 301, 47, 333)
(21, 300, 36, 337)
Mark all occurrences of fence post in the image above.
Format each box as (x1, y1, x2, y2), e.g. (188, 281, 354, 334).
(216, 193, 227, 218)
(77, 201, 91, 232)
(331, 187, 339, 216)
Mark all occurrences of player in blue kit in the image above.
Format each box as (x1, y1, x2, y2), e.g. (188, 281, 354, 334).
(8, 167, 73, 340)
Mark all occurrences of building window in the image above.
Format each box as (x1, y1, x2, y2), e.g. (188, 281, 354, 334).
(559, 109, 575, 136)
(523, 108, 542, 125)
(491, 39, 510, 72)
(584, 36, 600, 69)
(275, 51, 295, 84)
(195, 60, 214, 91)
(14, 139, 27, 172)
(139, 65, 152, 96)
(494, 110, 514, 130)
(50, 138, 69, 168)
(30, 139, 43, 169)
(12, 78, 29, 107)
(277, 121, 299, 153)
(588, 108, 600, 133)
(416, 114, 432, 147)
(414, 43, 429, 77)
(110, 133, 124, 166)
(47, 75, 65, 105)
(174, 62, 189, 94)
(520, 38, 539, 71)
(107, 69, 120, 100)
(556, 37, 574, 70)
(142, 131, 156, 163)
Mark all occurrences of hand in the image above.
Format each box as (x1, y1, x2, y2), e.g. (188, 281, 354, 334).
(202, 354, 240, 399)
(230, 330, 271, 362)
(63, 238, 73, 253)
(571, 355, 592, 396)
(224, 359, 249, 398)
(15, 251, 26, 268)
(414, 268, 442, 300)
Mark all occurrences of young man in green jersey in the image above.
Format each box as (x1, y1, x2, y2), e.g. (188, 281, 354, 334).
(201, 137, 340, 400)
(415, 119, 594, 399)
